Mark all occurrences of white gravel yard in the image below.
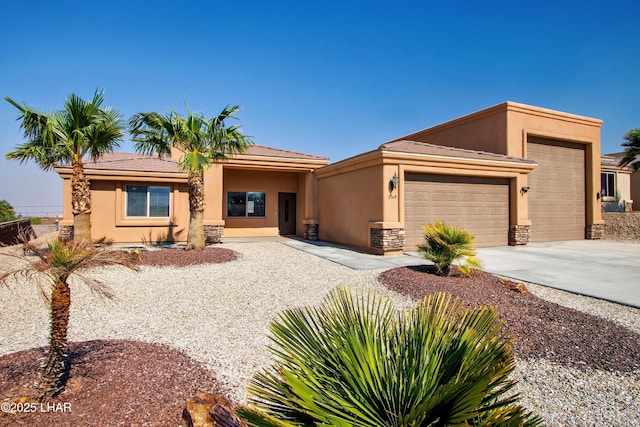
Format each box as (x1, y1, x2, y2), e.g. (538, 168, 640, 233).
(1, 240, 639, 426)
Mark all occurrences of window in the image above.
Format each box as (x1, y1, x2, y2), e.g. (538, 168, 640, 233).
(600, 173, 616, 198)
(126, 186, 170, 217)
(227, 192, 266, 217)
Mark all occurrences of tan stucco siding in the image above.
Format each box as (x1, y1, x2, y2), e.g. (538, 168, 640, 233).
(395, 105, 508, 154)
(317, 165, 384, 249)
(73, 179, 190, 243)
(222, 168, 300, 237)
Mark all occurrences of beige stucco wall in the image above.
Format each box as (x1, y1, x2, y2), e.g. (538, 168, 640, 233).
(222, 168, 302, 237)
(59, 176, 190, 244)
(396, 106, 508, 154)
(317, 164, 384, 249)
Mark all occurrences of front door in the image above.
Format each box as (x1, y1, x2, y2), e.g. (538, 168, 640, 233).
(278, 193, 296, 235)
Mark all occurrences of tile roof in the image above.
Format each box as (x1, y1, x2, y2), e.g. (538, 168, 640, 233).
(602, 152, 631, 168)
(244, 145, 329, 161)
(379, 140, 536, 164)
(56, 145, 329, 173)
(57, 152, 182, 173)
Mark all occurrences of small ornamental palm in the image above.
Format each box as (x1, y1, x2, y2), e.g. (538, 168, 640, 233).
(0, 238, 139, 401)
(237, 288, 542, 427)
(418, 220, 482, 277)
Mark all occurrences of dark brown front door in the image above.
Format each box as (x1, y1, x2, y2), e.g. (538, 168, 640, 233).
(278, 193, 296, 235)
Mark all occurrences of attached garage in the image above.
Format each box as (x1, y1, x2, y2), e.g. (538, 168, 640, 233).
(527, 137, 586, 242)
(404, 174, 510, 248)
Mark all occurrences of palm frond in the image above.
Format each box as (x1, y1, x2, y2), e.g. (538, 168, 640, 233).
(618, 128, 640, 172)
(418, 220, 483, 276)
(241, 288, 541, 426)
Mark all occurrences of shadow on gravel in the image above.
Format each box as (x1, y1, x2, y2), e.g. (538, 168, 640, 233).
(379, 265, 640, 373)
(0, 340, 223, 426)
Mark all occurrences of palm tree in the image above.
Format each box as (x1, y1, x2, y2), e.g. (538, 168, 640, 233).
(238, 288, 542, 426)
(5, 90, 125, 242)
(418, 219, 482, 277)
(129, 104, 253, 250)
(618, 128, 640, 172)
(0, 238, 139, 401)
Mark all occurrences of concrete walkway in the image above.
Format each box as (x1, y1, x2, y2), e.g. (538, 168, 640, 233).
(279, 237, 640, 308)
(281, 238, 427, 270)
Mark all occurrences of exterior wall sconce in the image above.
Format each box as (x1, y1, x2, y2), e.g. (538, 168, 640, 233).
(597, 191, 602, 200)
(389, 173, 399, 192)
(520, 186, 530, 194)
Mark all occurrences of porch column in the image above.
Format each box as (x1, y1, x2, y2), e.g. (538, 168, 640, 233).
(203, 164, 225, 243)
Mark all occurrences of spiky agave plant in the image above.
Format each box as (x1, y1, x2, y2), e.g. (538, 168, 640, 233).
(418, 219, 482, 276)
(237, 288, 542, 426)
(0, 237, 139, 401)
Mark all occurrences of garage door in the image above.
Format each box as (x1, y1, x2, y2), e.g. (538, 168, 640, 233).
(404, 174, 510, 249)
(527, 137, 585, 241)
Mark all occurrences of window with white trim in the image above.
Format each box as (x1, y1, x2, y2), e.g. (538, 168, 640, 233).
(126, 186, 170, 217)
(227, 192, 266, 217)
(600, 173, 616, 198)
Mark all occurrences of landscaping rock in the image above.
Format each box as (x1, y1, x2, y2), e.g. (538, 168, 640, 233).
(183, 392, 237, 427)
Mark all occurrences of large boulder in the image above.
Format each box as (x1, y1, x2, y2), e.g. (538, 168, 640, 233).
(183, 392, 246, 427)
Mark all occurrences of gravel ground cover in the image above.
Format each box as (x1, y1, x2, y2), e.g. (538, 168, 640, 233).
(0, 240, 639, 426)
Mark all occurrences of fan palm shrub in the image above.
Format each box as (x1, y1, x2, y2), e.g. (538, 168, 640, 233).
(0, 237, 139, 401)
(237, 288, 542, 426)
(418, 220, 482, 277)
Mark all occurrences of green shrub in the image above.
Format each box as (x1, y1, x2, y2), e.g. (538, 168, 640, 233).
(418, 219, 482, 276)
(0, 199, 17, 222)
(238, 288, 542, 427)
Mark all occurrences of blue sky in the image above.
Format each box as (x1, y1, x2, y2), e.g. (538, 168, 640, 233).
(1, 0, 638, 216)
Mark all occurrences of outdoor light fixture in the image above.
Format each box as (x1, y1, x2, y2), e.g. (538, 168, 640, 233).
(521, 186, 530, 194)
(389, 172, 399, 192)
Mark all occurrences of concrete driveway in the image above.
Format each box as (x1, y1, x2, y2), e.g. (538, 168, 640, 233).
(477, 240, 640, 308)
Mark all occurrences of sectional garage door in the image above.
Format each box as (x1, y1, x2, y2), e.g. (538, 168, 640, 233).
(404, 174, 510, 249)
(527, 137, 585, 242)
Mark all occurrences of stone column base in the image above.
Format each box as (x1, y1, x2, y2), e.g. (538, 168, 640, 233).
(304, 223, 319, 241)
(370, 228, 405, 252)
(59, 225, 74, 241)
(509, 225, 530, 246)
(586, 223, 605, 240)
(204, 225, 224, 243)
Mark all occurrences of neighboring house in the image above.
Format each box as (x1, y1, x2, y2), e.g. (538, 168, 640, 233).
(55, 101, 605, 253)
(600, 152, 634, 212)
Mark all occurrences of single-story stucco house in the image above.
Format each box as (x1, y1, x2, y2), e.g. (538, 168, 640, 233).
(55, 101, 606, 254)
(600, 152, 635, 212)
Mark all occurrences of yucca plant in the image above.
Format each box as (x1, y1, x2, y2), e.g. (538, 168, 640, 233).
(418, 219, 482, 277)
(237, 288, 542, 426)
(0, 237, 139, 401)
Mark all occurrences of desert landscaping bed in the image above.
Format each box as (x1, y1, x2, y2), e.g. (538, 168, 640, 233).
(0, 241, 639, 426)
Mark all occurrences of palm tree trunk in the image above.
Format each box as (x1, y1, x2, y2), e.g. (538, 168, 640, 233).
(37, 277, 71, 402)
(186, 173, 206, 250)
(71, 161, 92, 242)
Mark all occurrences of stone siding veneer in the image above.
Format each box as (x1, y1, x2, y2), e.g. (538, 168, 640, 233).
(585, 223, 605, 240)
(508, 225, 530, 246)
(370, 228, 405, 251)
(204, 225, 224, 243)
(59, 225, 74, 241)
(304, 223, 319, 241)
